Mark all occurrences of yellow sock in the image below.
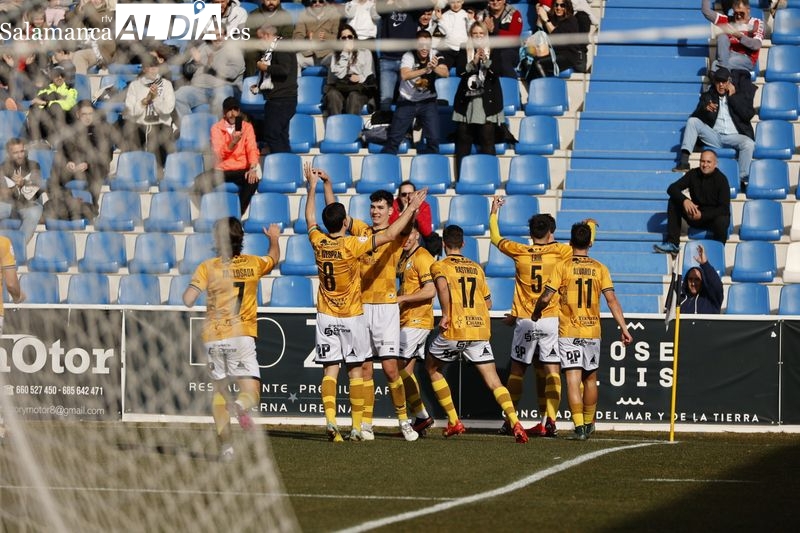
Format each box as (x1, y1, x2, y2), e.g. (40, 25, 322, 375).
(212, 392, 229, 436)
(432, 377, 459, 424)
(349, 377, 364, 430)
(400, 370, 428, 418)
(535, 366, 547, 416)
(362, 378, 374, 426)
(506, 373, 523, 406)
(544, 372, 561, 421)
(584, 403, 597, 425)
(236, 391, 257, 411)
(493, 386, 519, 426)
(570, 403, 585, 427)
(321, 376, 337, 425)
(388, 378, 408, 421)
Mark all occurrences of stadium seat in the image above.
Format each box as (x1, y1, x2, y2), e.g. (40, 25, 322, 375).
(753, 120, 795, 159)
(175, 112, 216, 151)
(765, 45, 800, 83)
(446, 195, 489, 235)
(500, 77, 521, 115)
(293, 193, 331, 234)
(270, 276, 314, 307)
(506, 155, 550, 195)
(108, 151, 158, 191)
(461, 235, 480, 263)
(0, 110, 26, 143)
(73, 73, 91, 102)
(118, 274, 162, 305)
(240, 75, 266, 120)
(167, 274, 206, 306)
(738, 199, 784, 241)
(78, 232, 127, 273)
(409, 154, 451, 194)
(259, 152, 304, 193)
(296, 76, 325, 114)
(144, 191, 192, 233)
(301, 65, 328, 77)
(356, 154, 402, 194)
(487, 277, 515, 311)
(783, 242, 800, 283)
(128, 233, 177, 274)
(243, 192, 291, 232)
(434, 77, 459, 108)
(771, 8, 800, 45)
(725, 282, 770, 314)
(311, 153, 353, 193)
(524, 77, 569, 116)
(456, 154, 500, 194)
(193, 192, 240, 232)
(0, 229, 25, 265)
(715, 158, 741, 197)
(347, 194, 371, 223)
(19, 272, 60, 303)
(730, 241, 777, 282)
(515, 115, 559, 155)
(43, 213, 88, 231)
(484, 237, 526, 278)
(319, 114, 363, 153)
(289, 113, 317, 153)
(160, 152, 204, 191)
(242, 232, 270, 256)
(28, 231, 76, 272)
(778, 284, 800, 314)
(179, 232, 215, 275)
(746, 159, 790, 199)
(498, 196, 539, 236)
(682, 239, 726, 278)
(758, 81, 799, 121)
(66, 273, 110, 305)
(28, 147, 54, 182)
(94, 191, 142, 231)
(280, 235, 317, 276)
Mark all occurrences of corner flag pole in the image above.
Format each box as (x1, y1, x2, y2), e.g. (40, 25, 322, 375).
(666, 246, 684, 442)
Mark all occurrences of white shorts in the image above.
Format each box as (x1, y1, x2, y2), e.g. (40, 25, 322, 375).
(364, 303, 400, 358)
(205, 336, 260, 381)
(399, 327, 430, 360)
(558, 337, 601, 371)
(509, 317, 559, 366)
(428, 334, 495, 364)
(314, 313, 370, 365)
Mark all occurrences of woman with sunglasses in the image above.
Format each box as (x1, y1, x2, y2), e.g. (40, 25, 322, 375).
(701, 0, 763, 74)
(323, 24, 377, 116)
(535, 0, 584, 74)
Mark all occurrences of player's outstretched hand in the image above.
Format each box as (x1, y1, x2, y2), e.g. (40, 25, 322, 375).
(408, 187, 428, 210)
(263, 223, 281, 240)
(694, 244, 707, 265)
(491, 195, 505, 215)
(303, 161, 318, 190)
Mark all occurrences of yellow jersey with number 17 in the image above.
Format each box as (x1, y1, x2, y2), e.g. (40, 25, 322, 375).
(430, 254, 491, 341)
(545, 255, 614, 339)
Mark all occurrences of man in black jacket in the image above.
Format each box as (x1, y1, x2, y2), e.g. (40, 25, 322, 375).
(656, 149, 731, 254)
(673, 67, 755, 188)
(255, 24, 298, 154)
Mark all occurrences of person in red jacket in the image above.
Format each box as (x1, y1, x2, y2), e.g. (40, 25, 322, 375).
(389, 181, 441, 258)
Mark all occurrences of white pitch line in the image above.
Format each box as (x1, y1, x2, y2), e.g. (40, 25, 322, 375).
(642, 479, 755, 484)
(335, 442, 660, 533)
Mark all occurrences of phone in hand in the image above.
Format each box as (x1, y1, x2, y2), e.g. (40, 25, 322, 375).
(234, 116, 243, 132)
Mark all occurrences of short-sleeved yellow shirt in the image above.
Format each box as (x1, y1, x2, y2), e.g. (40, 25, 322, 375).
(350, 218, 404, 304)
(545, 255, 614, 339)
(398, 245, 436, 330)
(430, 254, 491, 341)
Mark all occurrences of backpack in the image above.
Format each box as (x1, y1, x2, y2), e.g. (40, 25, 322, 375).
(517, 30, 559, 82)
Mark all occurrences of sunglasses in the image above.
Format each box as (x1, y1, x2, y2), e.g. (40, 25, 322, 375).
(733, 10, 747, 18)
(554, 2, 566, 7)
(341, 34, 355, 39)
(399, 192, 413, 197)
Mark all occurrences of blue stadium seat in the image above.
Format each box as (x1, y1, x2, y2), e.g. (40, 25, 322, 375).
(765, 45, 800, 83)
(94, 74, 130, 119)
(311, 153, 353, 193)
(758, 81, 799, 121)
(281, 1, 304, 23)
(144, 191, 192, 232)
(289, 113, 317, 153)
(118, 274, 162, 305)
(456, 154, 500, 194)
(78, 232, 127, 273)
(0, 229, 25, 265)
(73, 73, 91, 102)
(516, 115, 559, 155)
(356, 154, 402, 194)
(175, 112, 216, 151)
(243, 192, 291, 232)
(682, 239, 726, 278)
(301, 65, 328, 77)
(193, 192, 240, 232)
(726, 282, 770, 314)
(108, 151, 158, 191)
(128, 233, 177, 274)
(500, 77, 521, 115)
(241, 232, 269, 256)
(179, 232, 215, 275)
(293, 193, 331, 234)
(259, 152, 304, 193)
(239, 1, 258, 12)
(94, 191, 142, 231)
(731, 241, 777, 282)
(434, 77, 459, 109)
(778, 284, 800, 315)
(28, 147, 54, 182)
(319, 114, 363, 153)
(240, 75, 266, 120)
(19, 272, 60, 303)
(168, 274, 206, 306)
(715, 157, 741, 197)
(409, 154, 451, 194)
(771, 8, 800, 45)
(739, 199, 784, 240)
(498, 196, 539, 236)
(746, 159, 790, 199)
(347, 194, 371, 223)
(487, 277, 515, 312)
(525, 77, 569, 116)
(446, 195, 489, 235)
(0, 110, 26, 143)
(66, 273, 110, 305)
(428, 196, 441, 230)
(270, 275, 314, 307)
(160, 152, 204, 191)
(296, 76, 325, 114)
(280, 235, 317, 276)
(461, 235, 480, 263)
(484, 244, 517, 278)
(753, 120, 795, 159)
(28, 231, 76, 272)
(506, 155, 549, 195)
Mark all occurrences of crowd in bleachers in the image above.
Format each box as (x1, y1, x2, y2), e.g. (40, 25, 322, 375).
(0, 0, 797, 314)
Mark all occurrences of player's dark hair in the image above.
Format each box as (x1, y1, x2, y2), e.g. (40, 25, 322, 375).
(213, 216, 244, 258)
(322, 202, 347, 233)
(570, 222, 592, 249)
(443, 225, 464, 249)
(369, 189, 394, 207)
(529, 213, 555, 239)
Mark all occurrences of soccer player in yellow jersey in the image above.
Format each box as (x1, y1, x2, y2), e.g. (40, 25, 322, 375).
(0, 235, 24, 441)
(490, 197, 571, 438)
(306, 163, 427, 442)
(396, 223, 437, 435)
(426, 225, 529, 444)
(532, 222, 633, 440)
(183, 218, 281, 461)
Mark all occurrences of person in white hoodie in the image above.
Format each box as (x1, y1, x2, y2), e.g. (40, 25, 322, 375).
(435, 0, 473, 68)
(344, 0, 380, 40)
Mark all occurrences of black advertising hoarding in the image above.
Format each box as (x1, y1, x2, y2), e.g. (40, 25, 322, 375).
(779, 320, 800, 424)
(0, 308, 122, 420)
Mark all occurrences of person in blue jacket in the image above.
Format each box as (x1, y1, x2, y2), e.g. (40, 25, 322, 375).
(680, 244, 724, 314)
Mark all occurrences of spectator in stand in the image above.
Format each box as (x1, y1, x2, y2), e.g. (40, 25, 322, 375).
(672, 66, 755, 188)
(323, 24, 377, 117)
(435, 0, 474, 69)
(0, 138, 44, 244)
(45, 0, 68, 27)
(214, 0, 248, 30)
(65, 0, 116, 74)
(245, 0, 295, 73)
(536, 0, 585, 74)
(253, 23, 298, 154)
(680, 244, 724, 314)
(476, 0, 522, 78)
(344, 0, 380, 40)
(452, 21, 504, 182)
(26, 65, 78, 144)
(702, 0, 763, 74)
(389, 180, 434, 238)
(293, 0, 341, 73)
(195, 97, 260, 216)
(376, 0, 419, 111)
(655, 149, 731, 254)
